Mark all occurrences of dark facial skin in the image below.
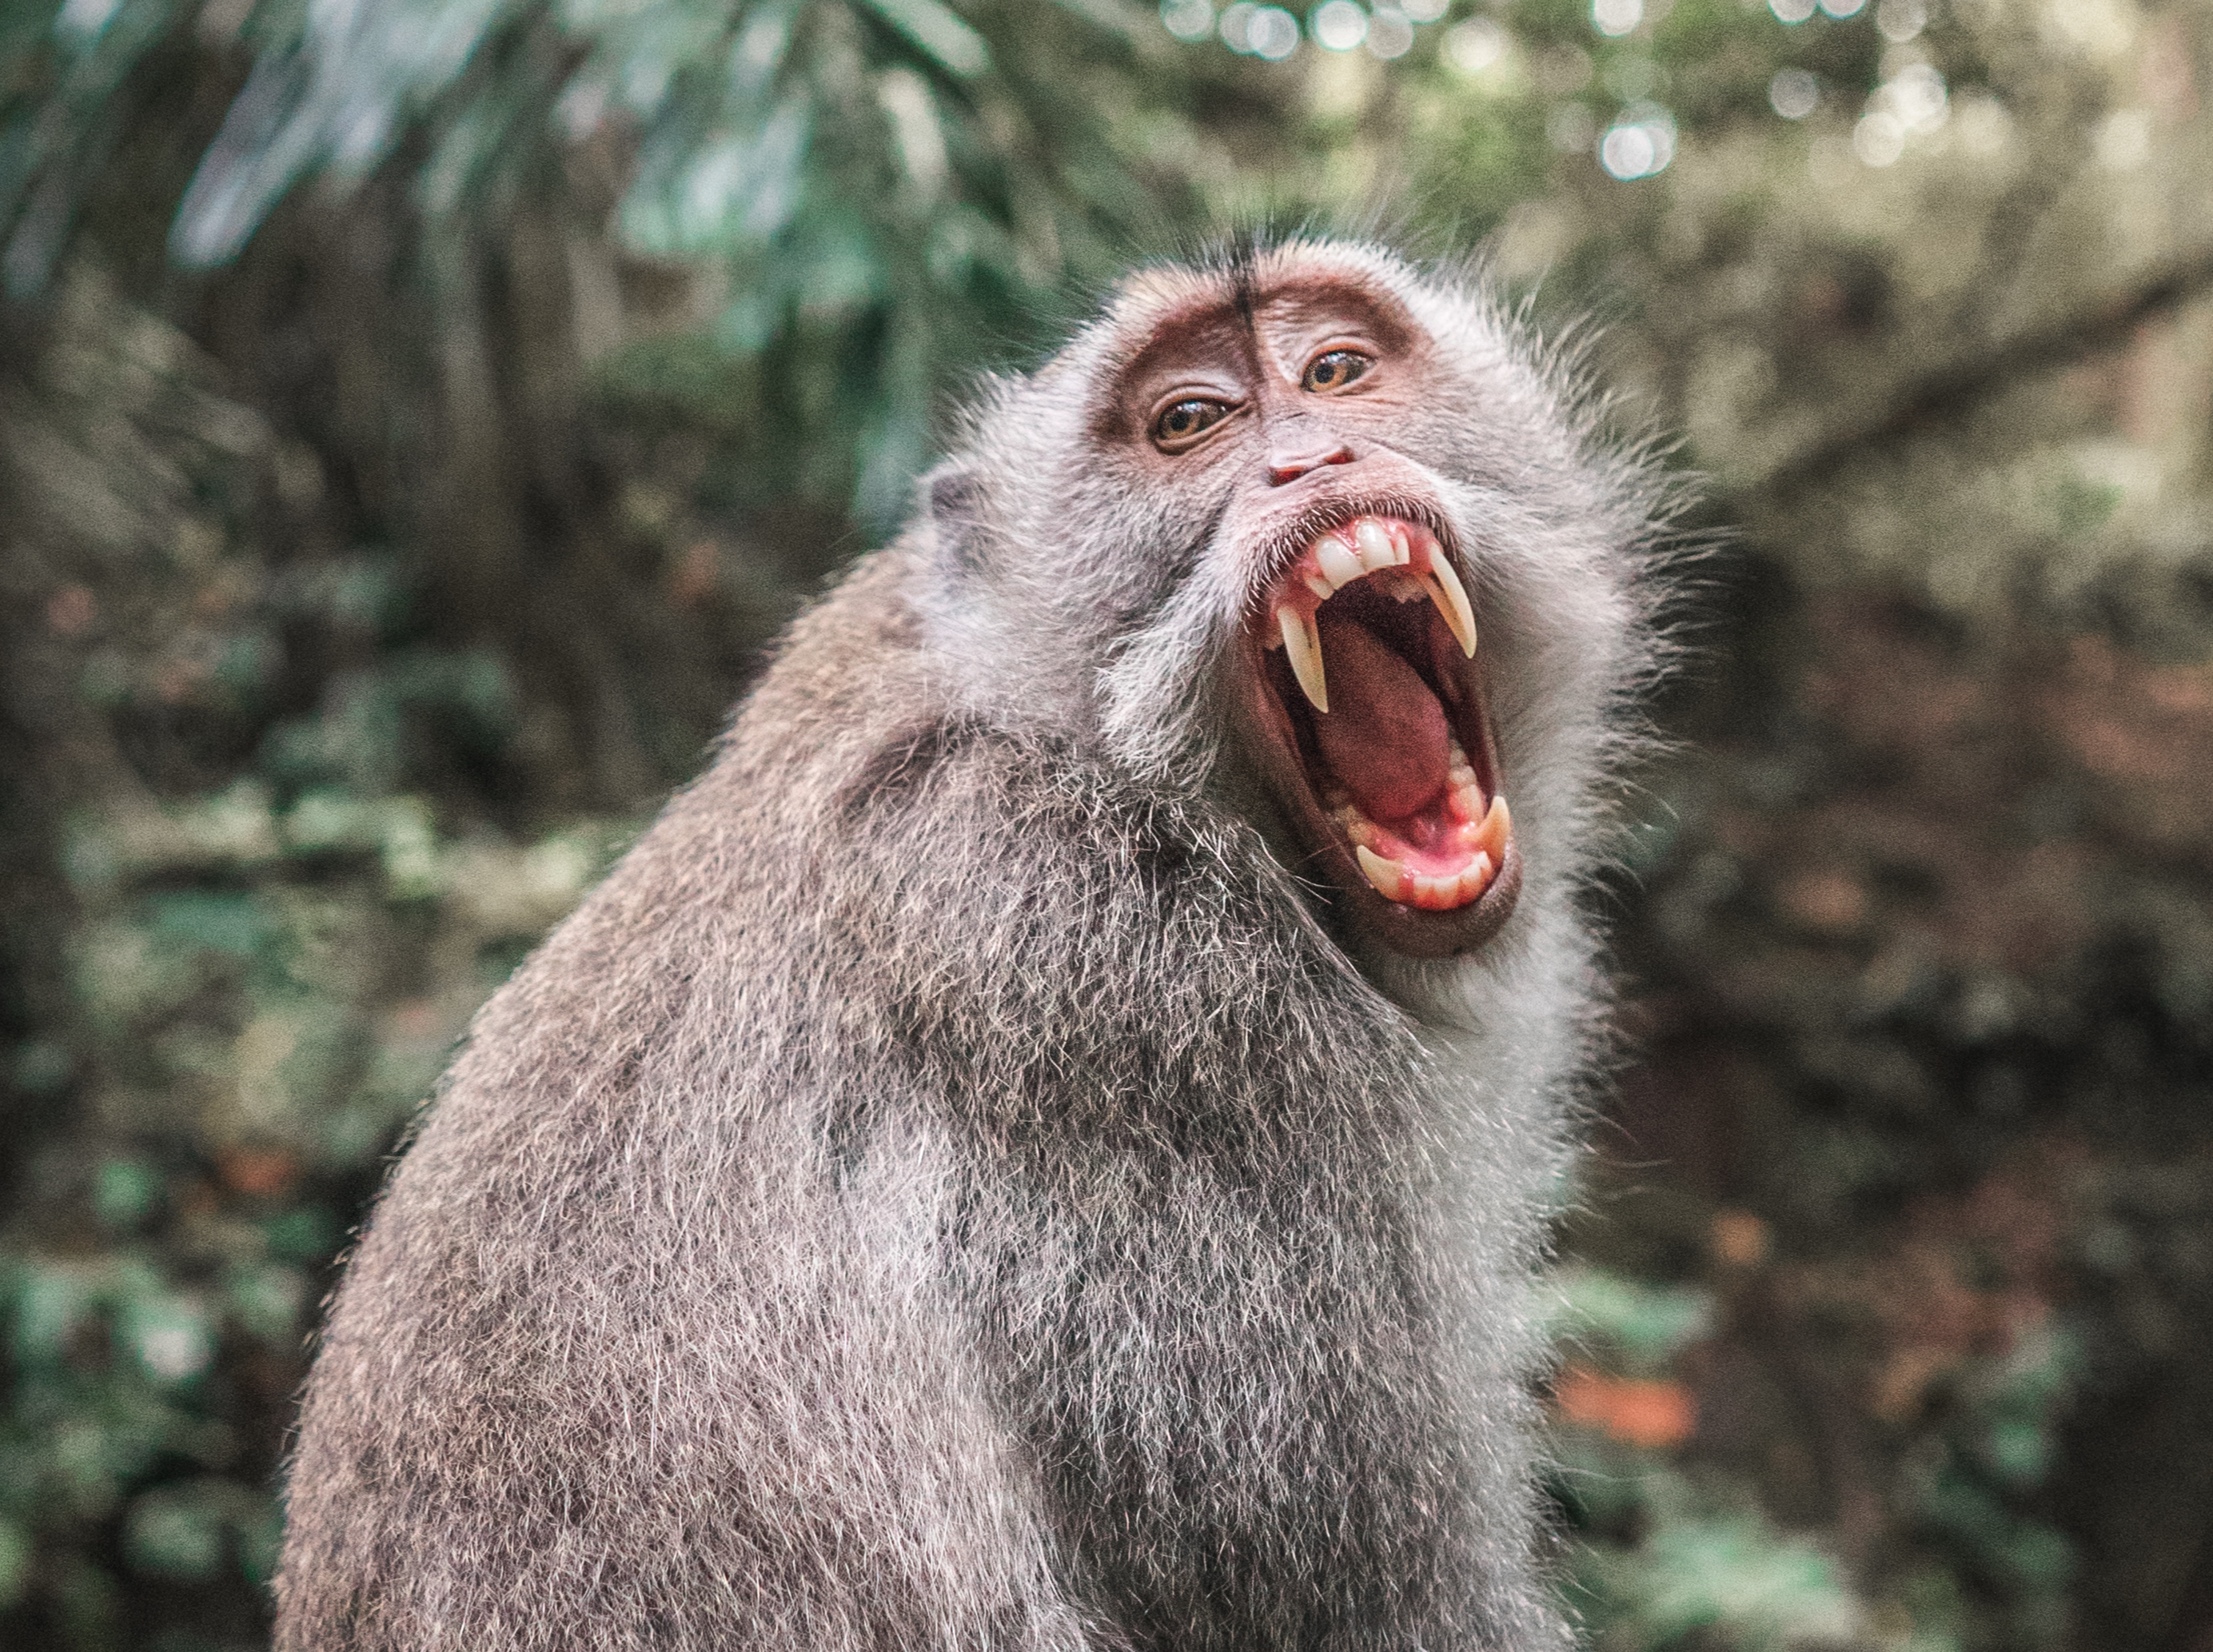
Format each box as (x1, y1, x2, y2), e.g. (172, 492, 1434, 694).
(1100, 279, 1425, 489)
(1094, 275, 1524, 960)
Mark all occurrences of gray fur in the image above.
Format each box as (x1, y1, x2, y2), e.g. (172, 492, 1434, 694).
(273, 240, 1673, 1651)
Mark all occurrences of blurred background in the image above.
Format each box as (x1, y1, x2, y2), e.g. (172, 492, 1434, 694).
(3, 0, 2211, 1646)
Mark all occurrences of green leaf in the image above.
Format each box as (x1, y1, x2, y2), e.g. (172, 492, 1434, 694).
(852, 0, 991, 77)
(0, 1518, 28, 1610)
(124, 1483, 225, 1581)
(1555, 1264, 1713, 1371)
(93, 1158, 159, 1229)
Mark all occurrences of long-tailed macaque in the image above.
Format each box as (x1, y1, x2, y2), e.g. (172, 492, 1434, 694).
(275, 240, 1670, 1651)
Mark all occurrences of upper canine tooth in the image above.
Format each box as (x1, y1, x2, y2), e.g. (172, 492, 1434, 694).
(1315, 537, 1364, 592)
(1354, 521, 1397, 573)
(1278, 604, 1328, 712)
(1425, 553, 1478, 658)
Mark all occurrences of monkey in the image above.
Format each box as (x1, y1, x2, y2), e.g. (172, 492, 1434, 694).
(273, 237, 1672, 1652)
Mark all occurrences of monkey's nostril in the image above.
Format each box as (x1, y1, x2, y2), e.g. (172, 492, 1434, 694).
(1266, 441, 1354, 486)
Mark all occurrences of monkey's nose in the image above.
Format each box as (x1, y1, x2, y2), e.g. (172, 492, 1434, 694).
(1266, 438, 1354, 486)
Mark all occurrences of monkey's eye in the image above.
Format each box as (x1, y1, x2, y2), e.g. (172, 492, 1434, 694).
(1302, 349, 1373, 393)
(1151, 397, 1234, 449)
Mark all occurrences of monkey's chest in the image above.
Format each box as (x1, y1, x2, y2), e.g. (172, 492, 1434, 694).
(961, 1147, 1477, 1645)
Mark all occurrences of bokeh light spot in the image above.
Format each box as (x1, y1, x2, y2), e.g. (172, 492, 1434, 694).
(1593, 0, 1643, 37)
(1162, 0, 1217, 41)
(1602, 125, 1657, 178)
(1887, 62, 1948, 131)
(1952, 89, 2013, 154)
(1854, 109, 1905, 165)
(1601, 102, 1676, 178)
(1445, 16, 1505, 71)
(1247, 3, 1300, 56)
(1875, 0, 1925, 40)
(1312, 0, 1367, 49)
(1768, 0, 1815, 21)
(1366, 6, 1414, 57)
(1769, 67, 1818, 118)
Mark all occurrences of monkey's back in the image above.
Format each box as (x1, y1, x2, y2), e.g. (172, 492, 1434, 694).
(277, 537, 1572, 1652)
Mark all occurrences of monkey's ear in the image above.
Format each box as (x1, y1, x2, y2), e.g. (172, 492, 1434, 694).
(921, 462, 990, 583)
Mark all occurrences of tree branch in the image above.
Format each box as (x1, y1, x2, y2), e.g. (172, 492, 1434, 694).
(1746, 244, 2213, 505)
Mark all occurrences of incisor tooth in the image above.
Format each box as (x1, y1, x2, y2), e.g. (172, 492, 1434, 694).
(1354, 844, 1406, 900)
(1278, 605, 1328, 712)
(1316, 537, 1363, 590)
(1354, 521, 1398, 573)
(1425, 553, 1477, 658)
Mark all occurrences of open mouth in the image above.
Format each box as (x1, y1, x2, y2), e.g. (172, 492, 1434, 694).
(1247, 513, 1518, 955)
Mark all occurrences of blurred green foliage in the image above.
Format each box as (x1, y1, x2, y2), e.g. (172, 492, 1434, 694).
(6, 0, 2213, 1647)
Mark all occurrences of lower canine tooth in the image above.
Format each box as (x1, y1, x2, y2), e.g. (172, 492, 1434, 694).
(1354, 844, 1407, 900)
(1473, 793, 1511, 862)
(1278, 605, 1329, 712)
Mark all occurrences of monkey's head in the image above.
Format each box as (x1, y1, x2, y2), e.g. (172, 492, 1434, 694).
(919, 239, 1658, 966)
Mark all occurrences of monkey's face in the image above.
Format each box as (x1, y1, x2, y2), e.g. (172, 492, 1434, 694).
(928, 241, 1642, 967)
(1087, 252, 1527, 960)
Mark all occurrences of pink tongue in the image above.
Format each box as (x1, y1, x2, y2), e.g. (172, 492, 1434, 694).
(1311, 614, 1449, 823)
